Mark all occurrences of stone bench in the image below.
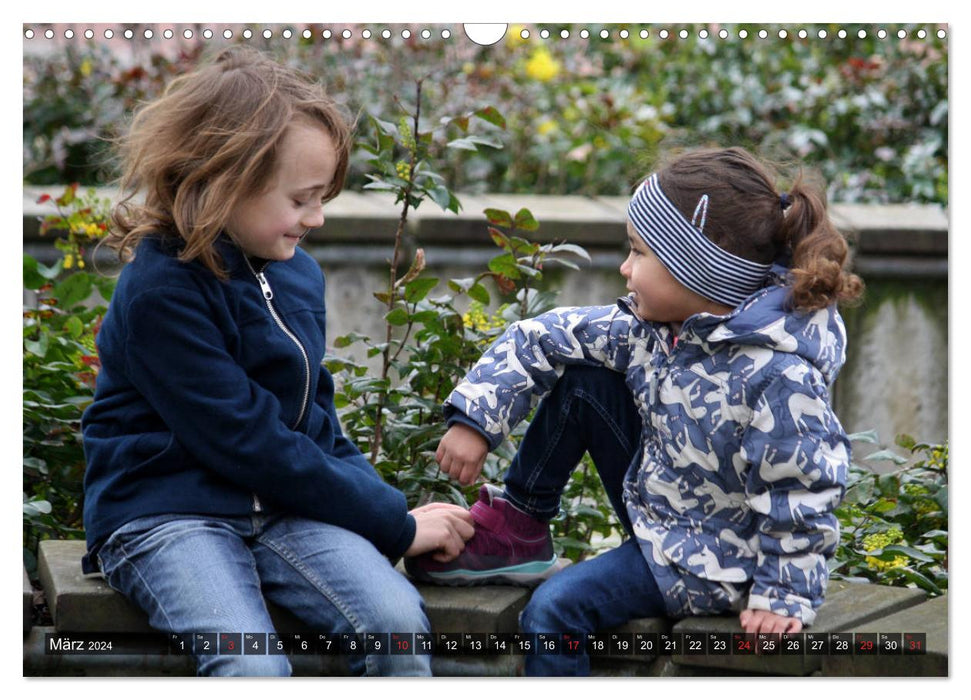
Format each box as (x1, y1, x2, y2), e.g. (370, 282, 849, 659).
(26, 539, 527, 676)
(25, 539, 947, 677)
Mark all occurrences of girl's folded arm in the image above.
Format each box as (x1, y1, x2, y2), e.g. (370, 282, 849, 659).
(123, 286, 415, 558)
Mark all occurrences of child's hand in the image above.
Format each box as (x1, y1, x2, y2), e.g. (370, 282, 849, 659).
(436, 423, 489, 486)
(739, 608, 803, 635)
(405, 502, 475, 562)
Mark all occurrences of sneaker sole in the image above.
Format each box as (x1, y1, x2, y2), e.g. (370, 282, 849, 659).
(410, 556, 563, 588)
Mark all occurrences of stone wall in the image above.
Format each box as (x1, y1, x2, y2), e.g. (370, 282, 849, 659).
(23, 189, 949, 451)
(27, 540, 948, 677)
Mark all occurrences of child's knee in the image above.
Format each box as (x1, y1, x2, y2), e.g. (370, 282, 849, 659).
(520, 578, 575, 633)
(367, 579, 430, 634)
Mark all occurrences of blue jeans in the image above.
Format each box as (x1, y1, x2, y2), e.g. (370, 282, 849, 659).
(503, 365, 668, 676)
(97, 513, 432, 676)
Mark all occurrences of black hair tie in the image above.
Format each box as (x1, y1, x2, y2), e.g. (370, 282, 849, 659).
(780, 192, 792, 211)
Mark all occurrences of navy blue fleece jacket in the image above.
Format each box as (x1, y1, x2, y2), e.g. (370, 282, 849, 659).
(81, 234, 415, 572)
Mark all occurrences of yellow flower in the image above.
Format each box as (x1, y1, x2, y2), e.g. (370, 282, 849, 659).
(80, 58, 92, 78)
(462, 303, 508, 334)
(525, 47, 560, 82)
(537, 119, 559, 136)
(863, 529, 902, 551)
(928, 445, 947, 467)
(866, 554, 909, 571)
(462, 308, 489, 330)
(863, 529, 909, 572)
(63, 254, 74, 269)
(903, 483, 937, 514)
(78, 258, 85, 269)
(506, 24, 528, 48)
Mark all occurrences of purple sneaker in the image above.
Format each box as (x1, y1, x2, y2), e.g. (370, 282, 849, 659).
(404, 485, 560, 587)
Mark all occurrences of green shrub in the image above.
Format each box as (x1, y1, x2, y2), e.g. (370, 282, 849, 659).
(325, 83, 612, 560)
(831, 432, 948, 595)
(23, 43, 203, 185)
(23, 184, 114, 575)
(24, 23, 948, 205)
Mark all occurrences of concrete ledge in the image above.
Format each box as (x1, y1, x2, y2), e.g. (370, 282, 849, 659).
(23, 187, 947, 260)
(35, 539, 528, 676)
(36, 540, 327, 634)
(31, 539, 948, 677)
(820, 594, 948, 677)
(410, 580, 530, 633)
(671, 580, 927, 676)
(39, 540, 157, 634)
(829, 203, 949, 255)
(24, 625, 523, 677)
(39, 539, 530, 635)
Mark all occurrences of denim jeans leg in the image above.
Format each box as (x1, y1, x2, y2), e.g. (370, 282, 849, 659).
(97, 514, 291, 677)
(519, 539, 667, 676)
(253, 516, 432, 677)
(503, 364, 642, 530)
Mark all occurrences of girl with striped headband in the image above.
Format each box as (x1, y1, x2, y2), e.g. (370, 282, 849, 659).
(409, 147, 863, 676)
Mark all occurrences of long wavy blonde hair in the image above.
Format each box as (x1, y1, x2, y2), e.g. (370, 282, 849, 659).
(105, 46, 352, 278)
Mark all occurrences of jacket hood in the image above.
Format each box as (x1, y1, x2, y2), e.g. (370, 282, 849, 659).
(620, 266, 848, 384)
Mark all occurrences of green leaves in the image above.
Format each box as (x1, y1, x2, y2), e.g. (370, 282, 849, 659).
(447, 277, 491, 305)
(384, 308, 410, 326)
(23, 496, 52, 517)
(831, 433, 949, 596)
(404, 277, 439, 303)
(25, 32, 948, 208)
(23, 255, 61, 290)
(512, 208, 539, 232)
(443, 105, 507, 132)
(484, 207, 539, 232)
(446, 134, 503, 152)
(52, 273, 94, 310)
(24, 186, 115, 573)
(360, 98, 506, 216)
(329, 88, 609, 561)
(467, 284, 491, 305)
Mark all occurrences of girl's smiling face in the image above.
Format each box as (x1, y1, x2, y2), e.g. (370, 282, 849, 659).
(620, 220, 733, 329)
(227, 118, 339, 261)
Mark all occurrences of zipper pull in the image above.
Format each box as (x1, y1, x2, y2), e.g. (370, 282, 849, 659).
(255, 271, 274, 301)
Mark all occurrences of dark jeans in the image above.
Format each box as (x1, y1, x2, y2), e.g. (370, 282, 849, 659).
(503, 365, 668, 675)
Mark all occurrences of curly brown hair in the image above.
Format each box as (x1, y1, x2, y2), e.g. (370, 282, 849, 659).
(656, 147, 863, 312)
(103, 46, 352, 278)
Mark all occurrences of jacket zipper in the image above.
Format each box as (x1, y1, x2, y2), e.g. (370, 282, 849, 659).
(245, 258, 313, 430)
(244, 258, 313, 514)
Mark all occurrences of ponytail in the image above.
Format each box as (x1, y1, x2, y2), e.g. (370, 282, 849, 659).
(780, 175, 864, 312)
(656, 147, 864, 313)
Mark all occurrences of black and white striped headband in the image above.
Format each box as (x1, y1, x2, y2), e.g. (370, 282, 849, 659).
(627, 174, 772, 308)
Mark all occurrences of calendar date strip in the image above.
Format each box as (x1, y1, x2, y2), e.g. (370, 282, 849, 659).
(44, 631, 928, 656)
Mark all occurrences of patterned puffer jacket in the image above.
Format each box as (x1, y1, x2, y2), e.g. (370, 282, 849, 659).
(444, 273, 849, 624)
